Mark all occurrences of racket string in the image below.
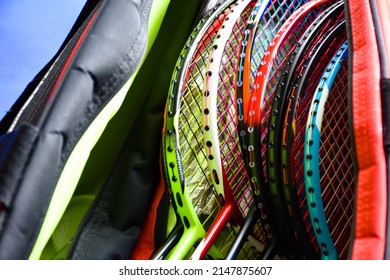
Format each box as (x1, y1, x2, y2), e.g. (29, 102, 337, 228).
(213, 1, 270, 251)
(161, 0, 356, 260)
(174, 3, 237, 250)
(291, 38, 346, 256)
(236, 0, 306, 159)
(250, 0, 306, 86)
(180, 100, 221, 216)
(266, 3, 344, 258)
(179, 9, 232, 212)
(190, 0, 270, 259)
(216, 0, 258, 220)
(319, 60, 354, 259)
(288, 25, 346, 258)
(243, 2, 338, 259)
(259, 10, 321, 184)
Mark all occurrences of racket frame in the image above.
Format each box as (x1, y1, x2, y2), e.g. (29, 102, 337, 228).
(266, 1, 345, 258)
(160, 0, 235, 260)
(192, 0, 262, 260)
(304, 41, 348, 259)
(246, 0, 333, 256)
(282, 20, 347, 258)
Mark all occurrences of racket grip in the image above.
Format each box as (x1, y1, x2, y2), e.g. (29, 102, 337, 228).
(225, 204, 259, 260)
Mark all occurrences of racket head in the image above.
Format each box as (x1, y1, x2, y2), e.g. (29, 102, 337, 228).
(200, 0, 316, 260)
(304, 42, 354, 259)
(236, 1, 311, 222)
(266, 1, 346, 258)
(230, 0, 315, 259)
(237, 0, 309, 125)
(236, 0, 310, 163)
(192, 0, 267, 260)
(281, 21, 348, 258)
(235, 0, 271, 157)
(245, 0, 335, 256)
(161, 0, 236, 259)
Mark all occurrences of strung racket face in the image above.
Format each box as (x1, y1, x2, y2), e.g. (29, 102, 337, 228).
(246, 0, 334, 256)
(236, 0, 271, 155)
(192, 0, 266, 260)
(236, 0, 308, 145)
(305, 42, 354, 259)
(161, 0, 236, 260)
(235, 2, 309, 220)
(267, 1, 345, 258)
(283, 21, 347, 259)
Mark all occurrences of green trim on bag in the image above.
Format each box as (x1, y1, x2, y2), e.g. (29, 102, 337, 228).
(29, 0, 170, 260)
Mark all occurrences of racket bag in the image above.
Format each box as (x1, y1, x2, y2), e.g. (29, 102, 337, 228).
(0, 0, 208, 259)
(345, 0, 389, 260)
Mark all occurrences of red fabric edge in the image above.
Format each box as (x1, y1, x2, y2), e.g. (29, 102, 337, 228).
(46, 7, 100, 104)
(349, 0, 387, 260)
(130, 161, 165, 260)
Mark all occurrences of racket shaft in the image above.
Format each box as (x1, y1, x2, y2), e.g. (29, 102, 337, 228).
(225, 204, 259, 259)
(191, 205, 233, 259)
(167, 227, 205, 260)
(152, 224, 184, 260)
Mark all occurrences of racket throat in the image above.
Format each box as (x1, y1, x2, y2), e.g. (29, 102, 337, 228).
(190, 205, 233, 260)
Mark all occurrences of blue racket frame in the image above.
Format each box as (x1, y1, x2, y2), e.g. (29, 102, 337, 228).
(304, 41, 348, 260)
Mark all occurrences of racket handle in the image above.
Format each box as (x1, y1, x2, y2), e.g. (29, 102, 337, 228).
(151, 224, 183, 260)
(225, 204, 259, 260)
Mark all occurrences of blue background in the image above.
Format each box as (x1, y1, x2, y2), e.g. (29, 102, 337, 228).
(0, 0, 86, 120)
